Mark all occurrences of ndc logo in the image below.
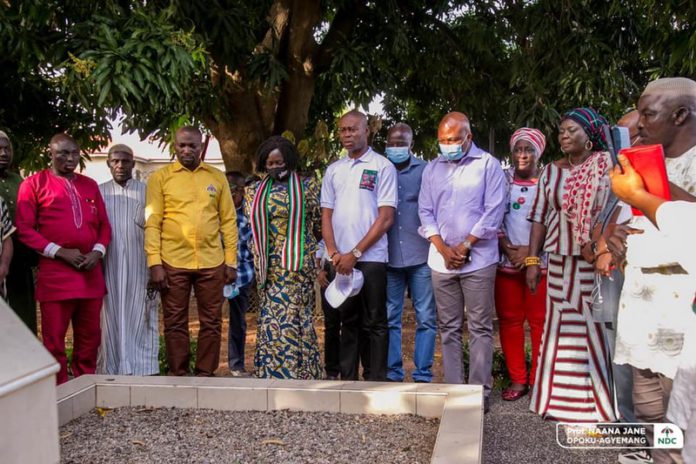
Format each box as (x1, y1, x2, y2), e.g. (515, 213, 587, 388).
(654, 424, 684, 449)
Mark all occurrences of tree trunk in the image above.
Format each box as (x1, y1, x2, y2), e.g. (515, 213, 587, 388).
(209, 89, 276, 174)
(212, 0, 323, 174)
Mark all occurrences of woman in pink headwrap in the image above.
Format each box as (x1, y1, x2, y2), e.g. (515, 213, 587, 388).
(496, 128, 547, 401)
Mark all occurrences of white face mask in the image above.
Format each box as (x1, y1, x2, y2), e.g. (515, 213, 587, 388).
(385, 146, 410, 163)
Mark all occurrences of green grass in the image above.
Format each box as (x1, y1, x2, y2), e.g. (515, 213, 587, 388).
(67, 337, 197, 376)
(158, 336, 197, 375)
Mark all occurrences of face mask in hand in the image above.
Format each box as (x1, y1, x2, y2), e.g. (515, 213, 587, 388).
(385, 146, 410, 164)
(268, 167, 289, 181)
(439, 143, 465, 161)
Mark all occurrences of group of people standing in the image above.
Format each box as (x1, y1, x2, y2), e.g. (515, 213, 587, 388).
(1, 75, 695, 463)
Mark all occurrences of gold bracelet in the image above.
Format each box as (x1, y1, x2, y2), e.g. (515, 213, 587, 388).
(524, 256, 541, 267)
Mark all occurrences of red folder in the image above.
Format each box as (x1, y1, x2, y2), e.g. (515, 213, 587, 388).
(618, 144, 671, 216)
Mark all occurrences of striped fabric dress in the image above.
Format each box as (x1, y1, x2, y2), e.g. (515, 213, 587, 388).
(528, 161, 617, 423)
(97, 179, 160, 376)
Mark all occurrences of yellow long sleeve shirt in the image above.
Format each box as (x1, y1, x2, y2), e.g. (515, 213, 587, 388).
(145, 161, 238, 269)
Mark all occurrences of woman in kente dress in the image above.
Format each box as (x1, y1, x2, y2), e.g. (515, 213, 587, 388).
(246, 136, 323, 379)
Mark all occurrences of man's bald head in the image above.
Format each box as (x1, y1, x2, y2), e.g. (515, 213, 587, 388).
(386, 122, 414, 149)
(340, 110, 368, 126)
(175, 125, 203, 142)
(49, 133, 78, 150)
(338, 110, 370, 157)
(173, 126, 203, 170)
(438, 112, 471, 134)
(48, 133, 80, 176)
(437, 112, 473, 157)
(617, 110, 641, 146)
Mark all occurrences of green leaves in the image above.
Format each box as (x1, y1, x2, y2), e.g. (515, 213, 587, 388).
(2, 0, 696, 171)
(247, 51, 289, 92)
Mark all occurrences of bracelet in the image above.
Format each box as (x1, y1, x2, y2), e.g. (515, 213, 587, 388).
(524, 256, 541, 267)
(594, 249, 611, 259)
(329, 251, 339, 259)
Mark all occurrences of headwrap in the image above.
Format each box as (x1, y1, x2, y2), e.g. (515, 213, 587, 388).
(0, 131, 9, 141)
(509, 127, 546, 157)
(560, 107, 608, 151)
(250, 172, 306, 289)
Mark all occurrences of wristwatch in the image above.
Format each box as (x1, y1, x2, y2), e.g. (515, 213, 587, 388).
(461, 239, 473, 250)
(351, 248, 362, 259)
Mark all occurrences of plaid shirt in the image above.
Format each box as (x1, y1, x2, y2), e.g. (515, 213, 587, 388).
(235, 204, 254, 288)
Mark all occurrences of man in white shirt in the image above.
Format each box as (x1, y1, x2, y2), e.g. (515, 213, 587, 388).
(321, 110, 397, 381)
(609, 77, 696, 464)
(611, 153, 696, 464)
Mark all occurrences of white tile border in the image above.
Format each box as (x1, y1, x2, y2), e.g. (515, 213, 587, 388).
(57, 375, 483, 464)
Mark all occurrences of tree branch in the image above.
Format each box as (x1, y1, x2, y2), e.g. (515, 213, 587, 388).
(259, 0, 292, 54)
(314, 0, 368, 73)
(395, 0, 461, 49)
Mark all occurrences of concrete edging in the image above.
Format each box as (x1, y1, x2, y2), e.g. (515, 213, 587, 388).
(57, 375, 483, 464)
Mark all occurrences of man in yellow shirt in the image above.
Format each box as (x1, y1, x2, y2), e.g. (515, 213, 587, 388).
(146, 126, 238, 376)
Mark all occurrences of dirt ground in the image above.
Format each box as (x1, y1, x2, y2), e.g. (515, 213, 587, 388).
(57, 288, 503, 383)
(216, 301, 448, 381)
(211, 289, 502, 382)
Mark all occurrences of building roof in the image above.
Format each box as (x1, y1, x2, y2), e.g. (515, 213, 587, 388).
(93, 126, 224, 162)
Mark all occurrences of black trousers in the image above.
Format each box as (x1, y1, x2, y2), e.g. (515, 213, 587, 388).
(6, 238, 37, 333)
(322, 263, 341, 377)
(337, 261, 388, 381)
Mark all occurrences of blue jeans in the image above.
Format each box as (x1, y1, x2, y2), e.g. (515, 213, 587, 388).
(386, 263, 437, 382)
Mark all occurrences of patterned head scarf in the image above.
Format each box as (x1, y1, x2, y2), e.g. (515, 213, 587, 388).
(509, 127, 546, 158)
(560, 107, 608, 151)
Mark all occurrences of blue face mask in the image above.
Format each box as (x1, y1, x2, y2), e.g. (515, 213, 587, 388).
(439, 143, 465, 161)
(385, 146, 410, 164)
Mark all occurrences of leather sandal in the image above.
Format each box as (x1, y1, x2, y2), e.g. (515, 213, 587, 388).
(502, 385, 529, 401)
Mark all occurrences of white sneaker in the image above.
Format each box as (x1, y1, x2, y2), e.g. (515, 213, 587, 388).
(618, 450, 653, 464)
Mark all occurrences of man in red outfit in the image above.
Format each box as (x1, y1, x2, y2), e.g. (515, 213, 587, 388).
(15, 134, 111, 384)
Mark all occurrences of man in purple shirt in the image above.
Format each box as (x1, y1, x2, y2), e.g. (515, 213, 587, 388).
(418, 112, 505, 408)
(385, 123, 437, 382)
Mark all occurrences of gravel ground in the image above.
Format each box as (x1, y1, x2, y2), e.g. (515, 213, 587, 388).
(483, 393, 618, 464)
(60, 408, 439, 464)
